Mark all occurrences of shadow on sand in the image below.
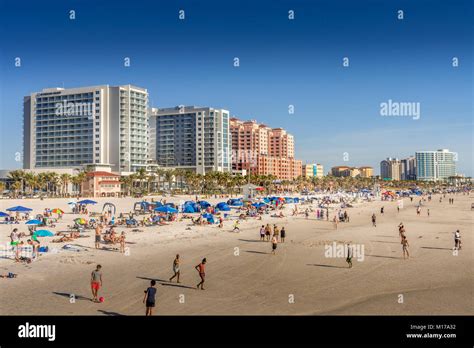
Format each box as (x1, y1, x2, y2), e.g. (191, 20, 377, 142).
(365, 254, 400, 260)
(421, 246, 453, 251)
(136, 276, 195, 290)
(52, 291, 90, 301)
(245, 250, 268, 255)
(306, 264, 347, 269)
(97, 310, 125, 316)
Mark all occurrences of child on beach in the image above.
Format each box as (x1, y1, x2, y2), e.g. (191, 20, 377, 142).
(371, 214, 376, 227)
(259, 225, 265, 241)
(143, 280, 157, 316)
(280, 227, 286, 243)
(232, 220, 240, 232)
(169, 254, 181, 283)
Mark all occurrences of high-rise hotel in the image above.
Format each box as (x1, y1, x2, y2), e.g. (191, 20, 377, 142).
(415, 149, 456, 181)
(230, 118, 302, 180)
(149, 106, 232, 174)
(23, 85, 149, 173)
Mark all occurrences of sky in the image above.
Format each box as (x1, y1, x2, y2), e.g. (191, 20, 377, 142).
(0, 0, 472, 175)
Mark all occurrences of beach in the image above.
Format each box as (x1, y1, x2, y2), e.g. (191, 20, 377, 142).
(0, 193, 472, 315)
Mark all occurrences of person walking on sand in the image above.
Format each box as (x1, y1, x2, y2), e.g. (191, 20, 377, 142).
(454, 230, 461, 250)
(143, 280, 157, 316)
(280, 227, 286, 243)
(271, 235, 278, 255)
(427, 209, 430, 217)
(265, 224, 271, 241)
(169, 254, 181, 283)
(346, 243, 353, 268)
(402, 236, 410, 259)
(195, 258, 207, 290)
(372, 214, 376, 227)
(333, 216, 338, 230)
(90, 265, 103, 302)
(259, 225, 265, 241)
(380, 206, 384, 215)
(273, 225, 280, 241)
(119, 232, 126, 253)
(95, 223, 102, 249)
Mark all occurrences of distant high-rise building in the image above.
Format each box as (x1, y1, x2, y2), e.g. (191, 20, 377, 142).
(23, 85, 149, 173)
(415, 149, 456, 181)
(380, 158, 402, 180)
(230, 118, 302, 180)
(401, 156, 417, 180)
(150, 106, 231, 174)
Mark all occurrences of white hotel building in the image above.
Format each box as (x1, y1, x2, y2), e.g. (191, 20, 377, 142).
(23, 85, 149, 173)
(415, 149, 456, 181)
(149, 106, 232, 174)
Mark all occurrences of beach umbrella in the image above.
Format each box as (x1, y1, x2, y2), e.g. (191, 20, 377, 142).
(74, 218, 86, 225)
(26, 219, 42, 225)
(77, 199, 97, 205)
(51, 208, 64, 214)
(155, 206, 178, 214)
(33, 230, 54, 237)
(6, 206, 32, 212)
(0, 212, 9, 217)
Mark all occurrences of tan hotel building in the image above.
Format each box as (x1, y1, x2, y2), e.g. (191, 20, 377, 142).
(230, 118, 302, 180)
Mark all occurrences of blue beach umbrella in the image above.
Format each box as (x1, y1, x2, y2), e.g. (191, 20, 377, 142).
(0, 212, 9, 217)
(26, 219, 42, 225)
(33, 230, 55, 237)
(6, 206, 32, 212)
(155, 206, 178, 214)
(77, 199, 97, 205)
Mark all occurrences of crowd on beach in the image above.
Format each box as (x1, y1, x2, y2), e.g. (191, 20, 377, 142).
(1, 186, 470, 316)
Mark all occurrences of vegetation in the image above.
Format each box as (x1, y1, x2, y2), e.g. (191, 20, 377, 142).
(3, 168, 468, 198)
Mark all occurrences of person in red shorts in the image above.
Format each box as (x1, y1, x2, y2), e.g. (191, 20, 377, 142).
(195, 258, 207, 290)
(90, 264, 103, 302)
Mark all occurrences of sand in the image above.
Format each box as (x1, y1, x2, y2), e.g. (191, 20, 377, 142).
(0, 193, 472, 315)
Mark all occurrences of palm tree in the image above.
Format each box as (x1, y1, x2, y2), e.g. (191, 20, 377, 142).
(163, 169, 175, 192)
(120, 175, 133, 197)
(60, 173, 72, 197)
(8, 170, 25, 194)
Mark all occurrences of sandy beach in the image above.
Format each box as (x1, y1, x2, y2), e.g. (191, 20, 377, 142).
(0, 193, 472, 315)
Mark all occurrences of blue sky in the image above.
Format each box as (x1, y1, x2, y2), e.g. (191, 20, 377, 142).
(0, 0, 472, 175)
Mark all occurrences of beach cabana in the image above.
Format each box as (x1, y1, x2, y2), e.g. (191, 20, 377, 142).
(183, 204, 197, 213)
(202, 213, 215, 224)
(6, 206, 32, 212)
(198, 201, 211, 208)
(229, 199, 243, 207)
(216, 202, 231, 211)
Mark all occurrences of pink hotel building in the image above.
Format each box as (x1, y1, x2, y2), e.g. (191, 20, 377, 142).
(230, 118, 302, 180)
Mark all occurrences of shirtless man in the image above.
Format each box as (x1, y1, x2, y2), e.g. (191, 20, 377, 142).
(95, 223, 102, 249)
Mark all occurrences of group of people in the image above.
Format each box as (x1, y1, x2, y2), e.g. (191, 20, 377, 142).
(259, 224, 286, 254)
(89, 256, 209, 316)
